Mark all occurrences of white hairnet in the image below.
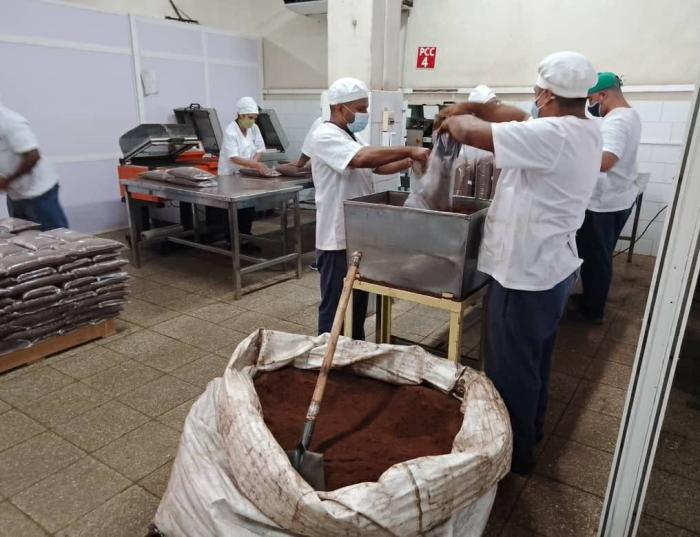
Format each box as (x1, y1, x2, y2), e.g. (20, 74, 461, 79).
(236, 96, 259, 116)
(536, 52, 597, 98)
(327, 77, 369, 105)
(468, 84, 497, 104)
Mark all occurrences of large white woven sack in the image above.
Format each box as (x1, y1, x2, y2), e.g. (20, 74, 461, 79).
(154, 329, 512, 536)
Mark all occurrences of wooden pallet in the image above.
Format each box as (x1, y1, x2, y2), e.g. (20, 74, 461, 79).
(0, 320, 116, 374)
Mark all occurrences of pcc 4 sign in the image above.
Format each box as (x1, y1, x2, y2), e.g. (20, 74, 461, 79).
(417, 46, 437, 69)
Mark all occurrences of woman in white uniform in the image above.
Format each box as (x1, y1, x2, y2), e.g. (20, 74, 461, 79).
(217, 96, 271, 240)
(440, 52, 601, 475)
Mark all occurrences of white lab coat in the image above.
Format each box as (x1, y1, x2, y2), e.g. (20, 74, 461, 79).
(218, 120, 265, 175)
(478, 117, 602, 291)
(588, 107, 642, 212)
(0, 106, 58, 200)
(309, 122, 373, 251)
(301, 117, 324, 158)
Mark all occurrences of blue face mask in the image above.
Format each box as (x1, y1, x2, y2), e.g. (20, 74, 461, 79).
(531, 93, 544, 119)
(344, 106, 369, 133)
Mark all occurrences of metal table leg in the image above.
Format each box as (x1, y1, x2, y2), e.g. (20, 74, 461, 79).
(280, 199, 288, 270)
(227, 202, 242, 299)
(124, 187, 141, 268)
(191, 202, 200, 243)
(294, 193, 302, 279)
(627, 192, 643, 263)
(375, 295, 392, 344)
(447, 309, 464, 363)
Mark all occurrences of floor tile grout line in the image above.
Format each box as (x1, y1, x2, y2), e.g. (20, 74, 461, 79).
(0, 408, 50, 456)
(6, 453, 135, 536)
(531, 467, 609, 501)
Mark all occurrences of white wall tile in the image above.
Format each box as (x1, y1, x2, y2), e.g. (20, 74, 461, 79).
(664, 162, 681, 182)
(671, 122, 689, 144)
(649, 145, 682, 164)
(637, 144, 653, 161)
(639, 200, 668, 221)
(661, 101, 692, 122)
(638, 162, 672, 182)
(630, 101, 663, 122)
(641, 122, 673, 142)
(644, 181, 673, 203)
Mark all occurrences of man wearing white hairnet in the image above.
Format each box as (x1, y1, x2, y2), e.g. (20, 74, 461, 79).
(218, 96, 271, 244)
(440, 52, 602, 475)
(310, 77, 429, 339)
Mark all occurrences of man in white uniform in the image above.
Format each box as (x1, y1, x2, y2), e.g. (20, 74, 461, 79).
(440, 52, 601, 474)
(309, 77, 429, 338)
(572, 73, 642, 323)
(0, 104, 68, 230)
(218, 96, 271, 240)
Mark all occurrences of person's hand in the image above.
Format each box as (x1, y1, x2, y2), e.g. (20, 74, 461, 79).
(254, 162, 273, 175)
(438, 104, 463, 119)
(409, 147, 429, 175)
(410, 147, 429, 166)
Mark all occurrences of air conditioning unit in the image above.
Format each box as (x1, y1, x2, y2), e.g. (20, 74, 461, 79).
(283, 0, 328, 16)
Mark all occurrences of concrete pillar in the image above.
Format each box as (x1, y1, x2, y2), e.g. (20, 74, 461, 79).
(327, 0, 402, 90)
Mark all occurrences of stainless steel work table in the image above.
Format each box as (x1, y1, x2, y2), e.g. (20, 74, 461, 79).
(121, 174, 310, 299)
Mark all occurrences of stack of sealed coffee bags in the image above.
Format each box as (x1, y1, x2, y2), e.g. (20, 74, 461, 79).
(0, 218, 129, 355)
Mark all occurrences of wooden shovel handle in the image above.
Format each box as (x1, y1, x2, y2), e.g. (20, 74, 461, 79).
(305, 251, 362, 422)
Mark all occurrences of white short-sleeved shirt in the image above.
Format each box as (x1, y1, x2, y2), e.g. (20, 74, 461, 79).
(480, 116, 602, 291)
(309, 122, 373, 251)
(217, 120, 265, 175)
(588, 107, 642, 212)
(301, 117, 324, 158)
(0, 106, 58, 200)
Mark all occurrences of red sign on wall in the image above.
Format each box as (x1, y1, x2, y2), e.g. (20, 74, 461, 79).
(417, 46, 437, 69)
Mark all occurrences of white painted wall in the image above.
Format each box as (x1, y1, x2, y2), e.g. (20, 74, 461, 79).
(402, 0, 700, 90)
(250, 1, 327, 90)
(58, 0, 255, 33)
(62, 0, 328, 90)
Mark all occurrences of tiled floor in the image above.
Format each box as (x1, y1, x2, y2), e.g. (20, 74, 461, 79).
(0, 232, 686, 536)
(637, 295, 700, 537)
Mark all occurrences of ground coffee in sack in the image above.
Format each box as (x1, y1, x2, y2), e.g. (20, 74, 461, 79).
(154, 330, 511, 537)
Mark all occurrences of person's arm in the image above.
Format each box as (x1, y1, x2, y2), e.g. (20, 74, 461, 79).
(601, 152, 619, 172)
(349, 146, 428, 170)
(230, 155, 270, 172)
(599, 116, 627, 172)
(0, 149, 40, 188)
(439, 115, 494, 152)
(291, 154, 311, 169)
(373, 157, 412, 175)
(440, 101, 528, 123)
(0, 114, 42, 189)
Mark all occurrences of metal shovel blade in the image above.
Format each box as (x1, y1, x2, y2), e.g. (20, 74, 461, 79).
(287, 444, 325, 491)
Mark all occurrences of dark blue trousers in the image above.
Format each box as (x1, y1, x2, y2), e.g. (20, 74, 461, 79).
(577, 208, 632, 319)
(7, 184, 68, 231)
(317, 249, 368, 339)
(484, 274, 574, 471)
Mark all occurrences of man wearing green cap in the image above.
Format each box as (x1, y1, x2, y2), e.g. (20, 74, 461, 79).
(572, 72, 642, 323)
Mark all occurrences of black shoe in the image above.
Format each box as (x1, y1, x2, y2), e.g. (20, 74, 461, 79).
(240, 240, 261, 254)
(566, 308, 604, 325)
(510, 460, 535, 476)
(309, 263, 319, 271)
